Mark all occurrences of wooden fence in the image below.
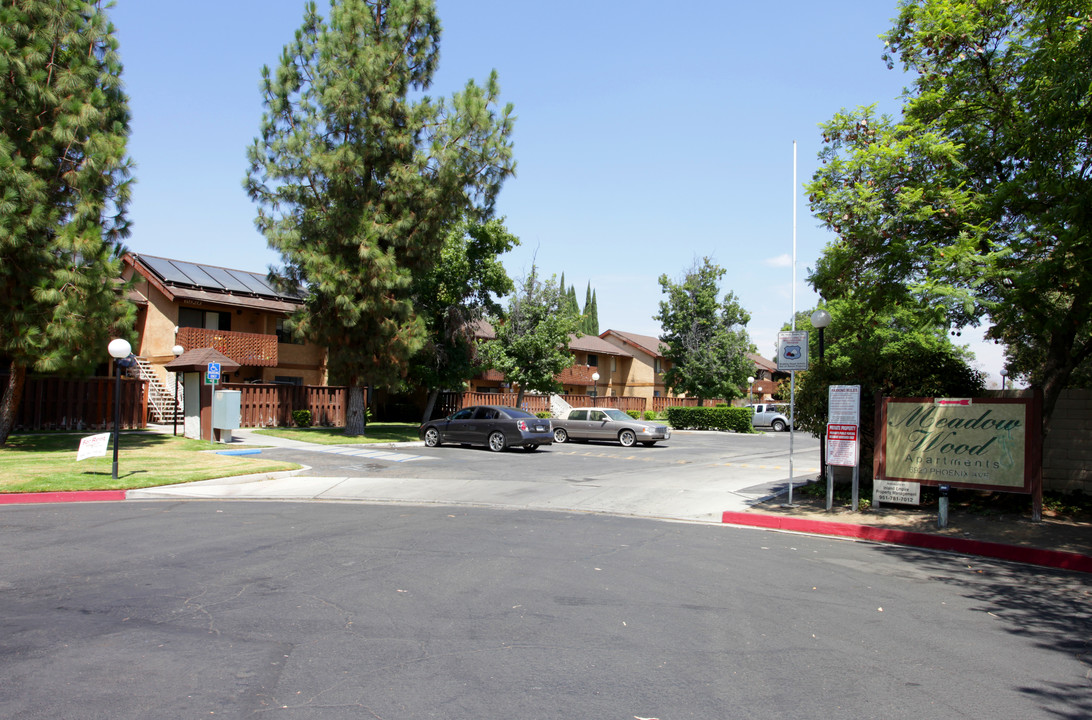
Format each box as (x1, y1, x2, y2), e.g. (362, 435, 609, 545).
(223, 383, 347, 427)
(14, 376, 148, 431)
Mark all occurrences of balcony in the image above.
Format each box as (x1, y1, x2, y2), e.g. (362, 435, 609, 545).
(557, 364, 596, 386)
(177, 327, 278, 367)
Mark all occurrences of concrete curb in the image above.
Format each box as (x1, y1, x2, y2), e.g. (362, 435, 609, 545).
(721, 511, 1092, 574)
(0, 491, 128, 505)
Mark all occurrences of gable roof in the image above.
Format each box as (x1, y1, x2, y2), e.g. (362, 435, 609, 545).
(747, 353, 778, 373)
(600, 329, 666, 358)
(125, 253, 303, 314)
(568, 333, 633, 357)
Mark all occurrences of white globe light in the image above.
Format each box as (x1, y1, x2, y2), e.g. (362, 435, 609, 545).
(810, 308, 832, 329)
(592, 372, 600, 382)
(108, 338, 132, 359)
(172, 345, 185, 357)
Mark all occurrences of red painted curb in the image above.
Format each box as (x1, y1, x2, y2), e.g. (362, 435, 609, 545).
(0, 491, 128, 505)
(722, 511, 1092, 574)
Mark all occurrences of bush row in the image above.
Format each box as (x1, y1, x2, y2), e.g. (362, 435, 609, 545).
(664, 406, 753, 433)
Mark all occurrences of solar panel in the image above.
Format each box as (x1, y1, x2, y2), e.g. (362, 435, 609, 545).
(202, 266, 252, 293)
(141, 255, 194, 285)
(229, 270, 276, 295)
(172, 261, 221, 288)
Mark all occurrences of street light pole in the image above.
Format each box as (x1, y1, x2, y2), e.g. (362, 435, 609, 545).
(1000, 368, 1009, 391)
(591, 371, 600, 407)
(108, 338, 133, 480)
(747, 376, 754, 406)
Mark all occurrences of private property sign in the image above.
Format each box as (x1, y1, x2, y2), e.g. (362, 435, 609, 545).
(874, 396, 1042, 494)
(826, 423, 858, 467)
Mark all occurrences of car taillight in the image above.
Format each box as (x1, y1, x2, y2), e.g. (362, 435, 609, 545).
(516, 420, 528, 431)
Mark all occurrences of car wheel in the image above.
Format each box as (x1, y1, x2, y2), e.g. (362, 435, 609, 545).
(771, 419, 787, 432)
(488, 431, 506, 452)
(423, 427, 441, 447)
(618, 429, 636, 447)
(553, 428, 569, 443)
(523, 444, 539, 452)
(641, 441, 656, 447)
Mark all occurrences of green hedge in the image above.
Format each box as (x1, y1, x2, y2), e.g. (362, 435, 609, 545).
(664, 406, 753, 433)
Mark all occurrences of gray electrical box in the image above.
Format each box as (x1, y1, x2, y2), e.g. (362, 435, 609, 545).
(212, 390, 241, 430)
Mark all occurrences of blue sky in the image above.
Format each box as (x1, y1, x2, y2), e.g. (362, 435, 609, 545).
(109, 0, 1006, 386)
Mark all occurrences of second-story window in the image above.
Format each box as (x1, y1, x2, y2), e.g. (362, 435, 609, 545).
(654, 358, 663, 374)
(587, 354, 598, 367)
(276, 318, 304, 345)
(179, 307, 231, 331)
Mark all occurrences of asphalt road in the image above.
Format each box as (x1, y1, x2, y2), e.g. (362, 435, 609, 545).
(2, 502, 1089, 719)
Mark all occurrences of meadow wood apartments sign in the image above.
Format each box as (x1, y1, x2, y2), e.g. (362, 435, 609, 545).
(874, 396, 1042, 494)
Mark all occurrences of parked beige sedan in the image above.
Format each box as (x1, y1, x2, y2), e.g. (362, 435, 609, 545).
(551, 407, 671, 447)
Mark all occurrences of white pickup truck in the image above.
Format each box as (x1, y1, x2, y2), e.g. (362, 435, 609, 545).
(749, 403, 790, 432)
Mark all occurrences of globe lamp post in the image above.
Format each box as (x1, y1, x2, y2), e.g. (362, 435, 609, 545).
(591, 372, 600, 407)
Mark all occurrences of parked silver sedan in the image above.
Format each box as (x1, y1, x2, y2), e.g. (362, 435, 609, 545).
(419, 405, 553, 452)
(551, 407, 670, 447)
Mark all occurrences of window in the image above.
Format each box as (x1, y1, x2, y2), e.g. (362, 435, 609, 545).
(654, 358, 663, 374)
(587, 354, 598, 367)
(569, 410, 586, 421)
(179, 307, 231, 331)
(473, 407, 499, 420)
(589, 410, 606, 422)
(273, 376, 303, 386)
(611, 357, 617, 372)
(451, 408, 474, 421)
(276, 318, 302, 344)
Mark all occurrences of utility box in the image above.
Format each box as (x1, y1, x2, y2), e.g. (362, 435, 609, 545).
(212, 389, 242, 443)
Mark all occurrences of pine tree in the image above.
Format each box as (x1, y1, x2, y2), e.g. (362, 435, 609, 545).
(0, 0, 135, 445)
(246, 0, 515, 434)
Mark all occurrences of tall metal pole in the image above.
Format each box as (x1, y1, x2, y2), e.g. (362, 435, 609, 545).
(787, 141, 798, 506)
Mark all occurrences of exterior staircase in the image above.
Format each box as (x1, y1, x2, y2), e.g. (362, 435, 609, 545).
(130, 357, 184, 424)
(549, 394, 573, 418)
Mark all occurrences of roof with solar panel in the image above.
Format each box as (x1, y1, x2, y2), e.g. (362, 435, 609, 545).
(125, 253, 304, 313)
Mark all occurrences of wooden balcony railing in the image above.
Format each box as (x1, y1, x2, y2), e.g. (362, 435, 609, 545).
(556, 364, 596, 385)
(176, 327, 279, 367)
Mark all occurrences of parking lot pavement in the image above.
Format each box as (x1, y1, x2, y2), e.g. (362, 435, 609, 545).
(128, 431, 821, 523)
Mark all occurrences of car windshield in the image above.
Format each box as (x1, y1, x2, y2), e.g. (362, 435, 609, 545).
(601, 408, 632, 421)
(502, 408, 535, 418)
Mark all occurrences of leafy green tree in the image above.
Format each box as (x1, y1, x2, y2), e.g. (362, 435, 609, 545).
(807, 0, 1092, 437)
(411, 218, 518, 421)
(654, 258, 755, 402)
(0, 0, 135, 445)
(245, 0, 515, 435)
(477, 268, 577, 406)
(792, 297, 985, 476)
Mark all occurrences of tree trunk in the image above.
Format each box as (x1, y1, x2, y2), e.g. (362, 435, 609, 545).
(515, 386, 525, 408)
(421, 388, 440, 424)
(0, 361, 26, 446)
(344, 384, 367, 436)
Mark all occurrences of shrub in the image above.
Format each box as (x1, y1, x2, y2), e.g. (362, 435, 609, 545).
(292, 409, 313, 428)
(664, 406, 753, 433)
(536, 411, 551, 419)
(643, 411, 657, 421)
(626, 410, 640, 419)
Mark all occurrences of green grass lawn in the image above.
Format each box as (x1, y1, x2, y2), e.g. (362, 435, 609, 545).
(0, 432, 300, 494)
(251, 423, 420, 445)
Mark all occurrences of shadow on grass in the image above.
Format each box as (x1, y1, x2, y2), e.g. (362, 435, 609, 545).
(7, 432, 200, 453)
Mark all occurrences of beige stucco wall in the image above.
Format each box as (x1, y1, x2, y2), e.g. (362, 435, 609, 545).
(598, 336, 671, 404)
